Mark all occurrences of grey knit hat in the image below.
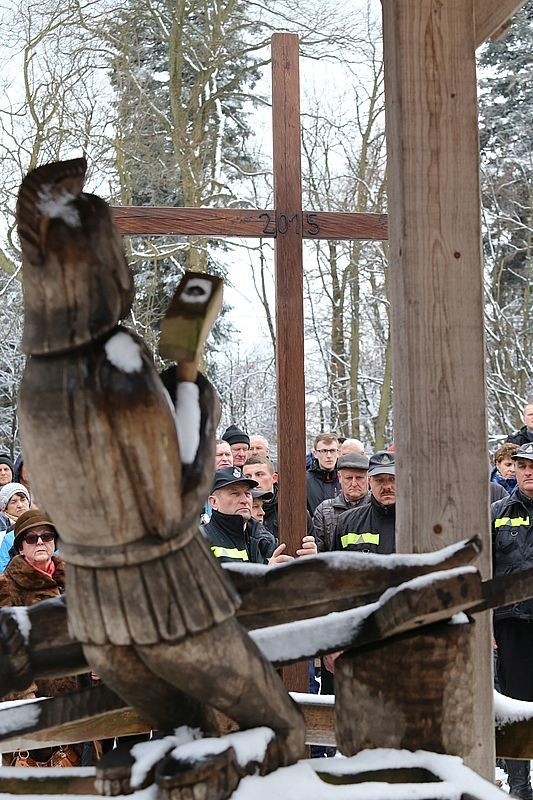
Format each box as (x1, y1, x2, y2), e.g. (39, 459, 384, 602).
(0, 482, 31, 511)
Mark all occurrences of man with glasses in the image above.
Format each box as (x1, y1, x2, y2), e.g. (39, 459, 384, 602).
(306, 432, 341, 515)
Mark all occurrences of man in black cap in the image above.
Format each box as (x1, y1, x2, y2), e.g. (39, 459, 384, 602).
(221, 424, 250, 467)
(492, 442, 533, 800)
(313, 453, 370, 552)
(250, 487, 274, 527)
(333, 450, 396, 554)
(203, 467, 316, 565)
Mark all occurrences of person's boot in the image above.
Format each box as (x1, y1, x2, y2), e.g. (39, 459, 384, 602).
(506, 759, 533, 799)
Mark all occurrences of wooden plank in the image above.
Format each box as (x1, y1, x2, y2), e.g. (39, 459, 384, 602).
(0, 769, 96, 795)
(112, 207, 387, 240)
(251, 568, 484, 666)
(0, 687, 149, 750)
(228, 536, 482, 629)
(496, 717, 533, 759)
(381, 0, 492, 777)
(474, 0, 526, 45)
(271, 32, 307, 694)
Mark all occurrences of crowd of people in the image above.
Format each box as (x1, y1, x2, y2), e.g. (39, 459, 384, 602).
(0, 398, 532, 788)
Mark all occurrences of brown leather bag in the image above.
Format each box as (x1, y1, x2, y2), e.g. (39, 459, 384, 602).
(11, 745, 81, 768)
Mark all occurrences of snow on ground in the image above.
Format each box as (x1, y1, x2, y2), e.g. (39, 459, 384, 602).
(0, 749, 510, 800)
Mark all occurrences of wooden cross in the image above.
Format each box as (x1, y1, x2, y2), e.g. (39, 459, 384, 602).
(112, 33, 387, 567)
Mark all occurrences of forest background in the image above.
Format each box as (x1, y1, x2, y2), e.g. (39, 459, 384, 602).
(0, 0, 531, 457)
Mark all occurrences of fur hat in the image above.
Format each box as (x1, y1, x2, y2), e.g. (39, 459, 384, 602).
(222, 424, 250, 447)
(0, 482, 30, 511)
(13, 509, 57, 553)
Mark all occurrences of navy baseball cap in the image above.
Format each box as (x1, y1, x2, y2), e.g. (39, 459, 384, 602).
(368, 451, 395, 477)
(212, 467, 258, 492)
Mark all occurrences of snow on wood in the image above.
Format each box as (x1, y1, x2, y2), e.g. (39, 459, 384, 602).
(172, 727, 274, 768)
(0, 696, 41, 734)
(223, 538, 480, 579)
(250, 566, 476, 664)
(174, 381, 200, 464)
(130, 727, 199, 788)
(6, 605, 32, 643)
(104, 332, 143, 373)
(494, 690, 533, 727)
(37, 186, 80, 228)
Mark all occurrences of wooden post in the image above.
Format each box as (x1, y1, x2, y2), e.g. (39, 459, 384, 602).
(272, 33, 308, 693)
(382, 0, 493, 778)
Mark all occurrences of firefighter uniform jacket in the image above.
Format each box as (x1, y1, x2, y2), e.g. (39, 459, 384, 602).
(492, 488, 533, 621)
(202, 509, 277, 564)
(333, 496, 396, 554)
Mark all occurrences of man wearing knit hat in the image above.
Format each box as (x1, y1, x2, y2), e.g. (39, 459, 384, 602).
(221, 424, 250, 467)
(0, 455, 14, 487)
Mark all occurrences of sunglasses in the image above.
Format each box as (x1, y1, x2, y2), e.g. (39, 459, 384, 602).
(23, 532, 55, 545)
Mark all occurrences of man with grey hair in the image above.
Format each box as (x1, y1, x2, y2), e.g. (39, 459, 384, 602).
(313, 453, 370, 552)
(334, 451, 396, 554)
(249, 434, 270, 458)
(338, 438, 365, 457)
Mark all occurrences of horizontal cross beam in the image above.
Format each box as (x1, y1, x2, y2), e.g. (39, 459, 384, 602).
(112, 207, 388, 241)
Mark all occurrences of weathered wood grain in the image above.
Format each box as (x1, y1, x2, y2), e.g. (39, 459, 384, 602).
(335, 620, 475, 756)
(112, 207, 387, 241)
(271, 32, 307, 695)
(474, 0, 526, 45)
(382, 0, 493, 777)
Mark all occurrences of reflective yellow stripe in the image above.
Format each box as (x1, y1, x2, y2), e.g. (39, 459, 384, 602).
(340, 532, 380, 548)
(494, 516, 530, 528)
(210, 546, 249, 561)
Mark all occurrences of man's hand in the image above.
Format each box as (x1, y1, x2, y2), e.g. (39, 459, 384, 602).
(323, 651, 342, 673)
(296, 535, 318, 557)
(268, 542, 294, 566)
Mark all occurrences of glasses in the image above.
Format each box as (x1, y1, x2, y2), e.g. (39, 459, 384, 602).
(316, 448, 338, 455)
(24, 532, 55, 545)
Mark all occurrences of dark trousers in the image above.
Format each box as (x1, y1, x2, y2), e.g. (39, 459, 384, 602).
(494, 618, 533, 800)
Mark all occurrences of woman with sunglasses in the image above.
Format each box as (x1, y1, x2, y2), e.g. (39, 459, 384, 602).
(0, 510, 88, 767)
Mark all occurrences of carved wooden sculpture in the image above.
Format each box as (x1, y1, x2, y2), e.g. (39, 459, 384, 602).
(15, 157, 305, 798)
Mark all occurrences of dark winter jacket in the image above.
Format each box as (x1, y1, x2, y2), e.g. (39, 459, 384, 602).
(313, 491, 370, 552)
(490, 481, 509, 503)
(506, 426, 533, 447)
(492, 488, 533, 621)
(334, 495, 396, 554)
(203, 509, 277, 564)
(306, 460, 340, 515)
(263, 484, 314, 541)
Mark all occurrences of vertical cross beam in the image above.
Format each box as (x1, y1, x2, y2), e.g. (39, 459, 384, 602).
(382, 0, 493, 777)
(272, 34, 306, 557)
(271, 33, 308, 693)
